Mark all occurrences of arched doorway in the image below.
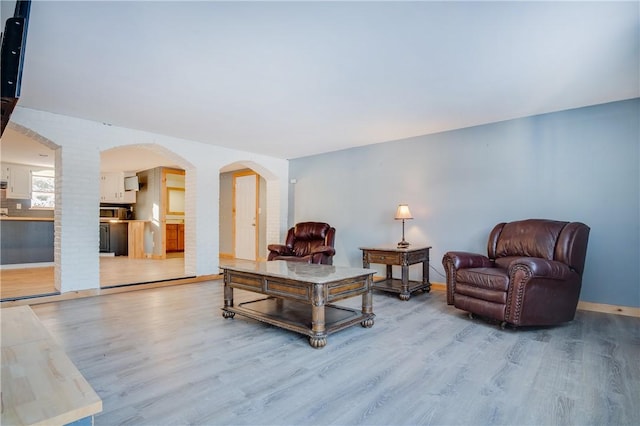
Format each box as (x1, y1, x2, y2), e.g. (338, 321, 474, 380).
(219, 161, 281, 263)
(0, 123, 60, 300)
(99, 144, 196, 288)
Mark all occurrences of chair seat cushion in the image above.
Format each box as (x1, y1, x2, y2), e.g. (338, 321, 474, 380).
(454, 294, 506, 320)
(455, 283, 507, 304)
(456, 267, 509, 292)
(271, 255, 312, 263)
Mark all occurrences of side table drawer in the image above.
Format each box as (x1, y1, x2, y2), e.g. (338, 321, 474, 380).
(407, 250, 429, 264)
(366, 251, 401, 265)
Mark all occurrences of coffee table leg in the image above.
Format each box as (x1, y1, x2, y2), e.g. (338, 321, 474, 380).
(222, 278, 235, 319)
(310, 283, 327, 348)
(361, 289, 374, 328)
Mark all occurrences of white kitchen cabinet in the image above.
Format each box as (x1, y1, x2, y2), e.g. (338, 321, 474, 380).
(100, 172, 136, 203)
(100, 173, 118, 202)
(122, 185, 136, 203)
(3, 164, 32, 199)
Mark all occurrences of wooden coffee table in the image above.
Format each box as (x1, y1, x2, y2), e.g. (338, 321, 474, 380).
(220, 260, 375, 348)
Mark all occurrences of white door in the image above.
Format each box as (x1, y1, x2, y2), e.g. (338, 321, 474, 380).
(234, 174, 257, 260)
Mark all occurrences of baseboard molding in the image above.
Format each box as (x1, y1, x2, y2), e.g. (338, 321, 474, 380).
(430, 281, 640, 318)
(430, 282, 446, 292)
(577, 300, 640, 318)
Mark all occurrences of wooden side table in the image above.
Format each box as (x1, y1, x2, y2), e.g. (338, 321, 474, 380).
(360, 246, 431, 301)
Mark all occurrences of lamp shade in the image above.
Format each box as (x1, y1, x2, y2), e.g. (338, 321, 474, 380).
(395, 204, 413, 220)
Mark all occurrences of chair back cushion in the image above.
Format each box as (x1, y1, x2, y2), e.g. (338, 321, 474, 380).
(493, 219, 567, 260)
(287, 222, 333, 257)
(488, 219, 590, 274)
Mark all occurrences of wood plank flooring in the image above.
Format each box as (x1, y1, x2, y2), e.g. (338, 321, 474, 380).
(28, 283, 640, 426)
(100, 254, 187, 287)
(0, 254, 186, 300)
(0, 266, 56, 299)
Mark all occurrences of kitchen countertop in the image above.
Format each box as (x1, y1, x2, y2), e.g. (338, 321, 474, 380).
(0, 216, 54, 221)
(1, 217, 150, 223)
(99, 219, 149, 223)
(0, 217, 153, 223)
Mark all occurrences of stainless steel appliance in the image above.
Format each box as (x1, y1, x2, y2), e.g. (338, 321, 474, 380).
(99, 207, 129, 220)
(99, 222, 128, 255)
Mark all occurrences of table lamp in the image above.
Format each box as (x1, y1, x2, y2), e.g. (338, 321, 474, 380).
(395, 204, 413, 248)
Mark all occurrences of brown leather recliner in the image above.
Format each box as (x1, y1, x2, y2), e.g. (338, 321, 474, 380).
(442, 219, 590, 327)
(267, 222, 336, 265)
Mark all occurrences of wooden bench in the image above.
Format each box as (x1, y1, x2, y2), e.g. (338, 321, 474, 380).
(1, 306, 102, 425)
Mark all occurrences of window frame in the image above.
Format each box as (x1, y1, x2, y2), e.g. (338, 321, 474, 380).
(30, 169, 55, 210)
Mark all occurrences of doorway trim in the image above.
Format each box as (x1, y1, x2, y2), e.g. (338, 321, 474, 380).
(232, 170, 259, 260)
(220, 160, 282, 263)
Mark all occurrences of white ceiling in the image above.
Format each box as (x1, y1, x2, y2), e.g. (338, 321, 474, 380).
(1, 0, 638, 169)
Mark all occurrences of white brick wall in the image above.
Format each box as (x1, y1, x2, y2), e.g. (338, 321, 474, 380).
(9, 108, 289, 293)
(56, 142, 101, 292)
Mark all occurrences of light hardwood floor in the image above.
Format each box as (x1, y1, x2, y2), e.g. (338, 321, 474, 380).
(29, 283, 640, 426)
(0, 254, 187, 300)
(0, 266, 56, 299)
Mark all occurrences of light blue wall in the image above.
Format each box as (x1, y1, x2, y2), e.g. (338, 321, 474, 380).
(290, 99, 640, 308)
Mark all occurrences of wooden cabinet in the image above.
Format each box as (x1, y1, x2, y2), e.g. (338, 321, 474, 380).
(178, 224, 184, 251)
(165, 223, 184, 252)
(100, 172, 136, 204)
(166, 224, 177, 251)
(3, 164, 31, 199)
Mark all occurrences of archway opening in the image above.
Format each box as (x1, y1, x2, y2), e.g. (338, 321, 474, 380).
(99, 144, 196, 288)
(219, 161, 281, 263)
(0, 124, 60, 300)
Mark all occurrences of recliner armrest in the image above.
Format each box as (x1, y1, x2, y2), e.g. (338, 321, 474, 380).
(267, 244, 290, 255)
(508, 257, 573, 280)
(443, 251, 493, 270)
(310, 245, 336, 256)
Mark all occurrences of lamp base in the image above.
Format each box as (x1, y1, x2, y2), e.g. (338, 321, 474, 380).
(397, 240, 410, 249)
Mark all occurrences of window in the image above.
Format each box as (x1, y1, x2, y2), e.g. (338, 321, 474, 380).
(31, 169, 55, 209)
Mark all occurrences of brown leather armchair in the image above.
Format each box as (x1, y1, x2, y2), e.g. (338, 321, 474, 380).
(267, 222, 336, 265)
(442, 219, 590, 327)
